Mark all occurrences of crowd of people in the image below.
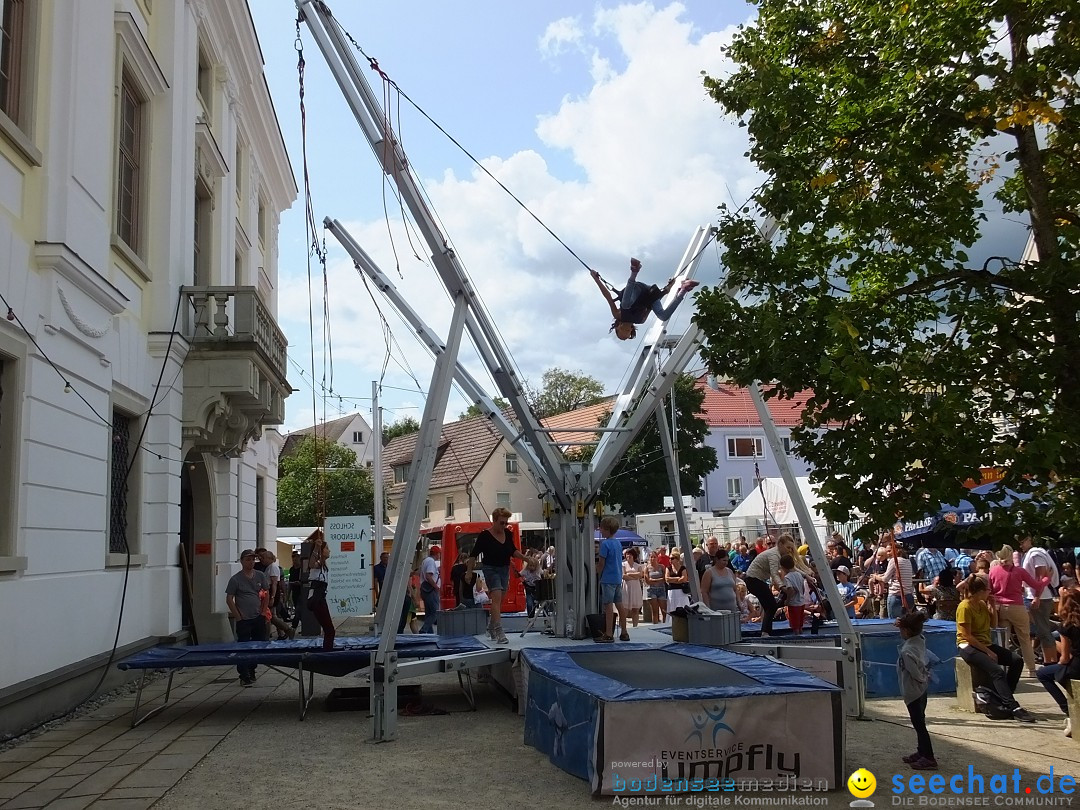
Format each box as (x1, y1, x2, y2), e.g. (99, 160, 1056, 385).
(224, 520, 1078, 767)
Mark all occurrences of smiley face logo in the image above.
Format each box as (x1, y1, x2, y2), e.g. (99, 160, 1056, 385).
(847, 768, 877, 798)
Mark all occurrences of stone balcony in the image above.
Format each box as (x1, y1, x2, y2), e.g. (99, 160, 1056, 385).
(181, 286, 292, 454)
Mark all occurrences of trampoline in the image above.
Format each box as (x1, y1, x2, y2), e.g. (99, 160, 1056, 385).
(118, 634, 488, 725)
(522, 643, 843, 796)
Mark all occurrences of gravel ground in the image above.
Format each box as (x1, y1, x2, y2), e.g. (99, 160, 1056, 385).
(151, 668, 1080, 810)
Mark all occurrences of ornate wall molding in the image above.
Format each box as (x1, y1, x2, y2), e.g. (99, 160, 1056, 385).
(57, 285, 111, 339)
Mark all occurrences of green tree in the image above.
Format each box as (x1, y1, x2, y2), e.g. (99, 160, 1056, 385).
(696, 0, 1080, 539)
(460, 397, 509, 420)
(527, 367, 606, 419)
(382, 415, 420, 444)
(277, 437, 375, 526)
(578, 375, 717, 514)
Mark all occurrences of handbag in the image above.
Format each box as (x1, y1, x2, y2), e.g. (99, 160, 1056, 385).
(680, 582, 692, 594)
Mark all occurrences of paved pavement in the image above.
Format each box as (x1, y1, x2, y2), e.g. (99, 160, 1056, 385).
(1, 620, 1078, 809)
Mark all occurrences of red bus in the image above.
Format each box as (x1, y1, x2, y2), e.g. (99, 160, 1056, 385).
(419, 521, 528, 612)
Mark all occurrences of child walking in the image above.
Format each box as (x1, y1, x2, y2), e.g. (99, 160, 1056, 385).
(897, 611, 936, 770)
(779, 554, 807, 635)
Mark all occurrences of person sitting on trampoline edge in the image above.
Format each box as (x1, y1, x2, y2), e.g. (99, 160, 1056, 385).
(591, 257, 698, 340)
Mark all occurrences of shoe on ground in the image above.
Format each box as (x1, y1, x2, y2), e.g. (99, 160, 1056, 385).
(1065, 717, 1072, 738)
(597, 635, 615, 643)
(240, 678, 255, 687)
(619, 632, 631, 641)
(902, 752, 921, 764)
(496, 632, 509, 645)
(910, 756, 938, 770)
(1012, 707, 1037, 723)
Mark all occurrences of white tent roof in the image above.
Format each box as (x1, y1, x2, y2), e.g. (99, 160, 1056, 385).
(727, 477, 826, 526)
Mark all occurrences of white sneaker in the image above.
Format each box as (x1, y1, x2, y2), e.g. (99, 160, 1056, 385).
(496, 628, 509, 644)
(1065, 717, 1072, 738)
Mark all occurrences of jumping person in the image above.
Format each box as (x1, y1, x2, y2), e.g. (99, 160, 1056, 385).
(590, 257, 698, 340)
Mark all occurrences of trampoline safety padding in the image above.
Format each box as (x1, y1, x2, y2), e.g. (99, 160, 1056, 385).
(521, 643, 843, 796)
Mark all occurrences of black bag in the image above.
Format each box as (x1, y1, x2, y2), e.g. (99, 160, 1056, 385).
(585, 613, 606, 640)
(973, 687, 1013, 720)
(680, 582, 692, 594)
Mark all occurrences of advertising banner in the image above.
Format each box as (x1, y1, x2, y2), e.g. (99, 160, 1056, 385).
(323, 515, 373, 616)
(597, 691, 839, 795)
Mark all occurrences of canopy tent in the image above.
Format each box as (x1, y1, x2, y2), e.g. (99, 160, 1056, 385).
(594, 528, 648, 548)
(727, 477, 827, 529)
(894, 482, 1038, 548)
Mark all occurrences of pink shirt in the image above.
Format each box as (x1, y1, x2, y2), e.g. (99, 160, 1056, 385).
(988, 562, 1046, 606)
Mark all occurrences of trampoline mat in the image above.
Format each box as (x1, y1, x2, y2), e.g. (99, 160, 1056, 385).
(567, 649, 758, 690)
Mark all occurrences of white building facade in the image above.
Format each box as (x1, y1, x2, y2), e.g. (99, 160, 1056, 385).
(0, 0, 295, 736)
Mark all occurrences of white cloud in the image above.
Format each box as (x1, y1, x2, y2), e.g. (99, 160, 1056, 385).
(279, 2, 757, 432)
(539, 16, 584, 58)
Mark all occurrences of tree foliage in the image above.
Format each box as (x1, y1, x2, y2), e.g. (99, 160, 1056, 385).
(277, 437, 375, 526)
(696, 0, 1080, 540)
(382, 415, 420, 444)
(577, 376, 718, 514)
(527, 367, 606, 419)
(460, 397, 510, 420)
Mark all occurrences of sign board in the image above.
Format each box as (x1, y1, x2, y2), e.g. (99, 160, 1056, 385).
(323, 515, 373, 616)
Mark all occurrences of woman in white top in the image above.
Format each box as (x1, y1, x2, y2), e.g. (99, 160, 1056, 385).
(877, 548, 915, 618)
(744, 534, 812, 636)
(665, 550, 691, 611)
(621, 549, 645, 629)
(305, 532, 336, 650)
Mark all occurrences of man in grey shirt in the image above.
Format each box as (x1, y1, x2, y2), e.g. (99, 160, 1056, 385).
(226, 549, 268, 686)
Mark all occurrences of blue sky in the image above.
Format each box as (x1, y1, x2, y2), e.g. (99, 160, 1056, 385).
(251, 1, 1029, 436)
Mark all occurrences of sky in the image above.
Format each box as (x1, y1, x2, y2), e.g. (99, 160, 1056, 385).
(251, 0, 756, 435)
(250, 1, 1030, 438)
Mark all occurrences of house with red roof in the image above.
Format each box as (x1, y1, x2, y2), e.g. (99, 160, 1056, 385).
(696, 376, 816, 514)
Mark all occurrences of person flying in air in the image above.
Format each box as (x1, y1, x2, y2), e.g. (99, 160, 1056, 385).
(590, 257, 699, 340)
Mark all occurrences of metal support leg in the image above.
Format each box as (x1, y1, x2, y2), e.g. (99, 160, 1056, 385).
(129, 670, 176, 728)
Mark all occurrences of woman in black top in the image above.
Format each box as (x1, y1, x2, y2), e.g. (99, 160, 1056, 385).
(1036, 587, 1080, 737)
(466, 507, 528, 644)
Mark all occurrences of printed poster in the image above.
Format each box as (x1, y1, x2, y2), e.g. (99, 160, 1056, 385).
(323, 515, 373, 616)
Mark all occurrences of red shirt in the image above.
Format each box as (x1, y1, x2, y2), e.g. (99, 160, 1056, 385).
(988, 562, 1046, 606)
(656, 551, 670, 569)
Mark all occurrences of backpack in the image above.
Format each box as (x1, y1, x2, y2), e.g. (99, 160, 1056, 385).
(973, 687, 1013, 720)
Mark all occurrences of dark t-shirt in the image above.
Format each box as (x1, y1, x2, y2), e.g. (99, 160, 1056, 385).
(830, 555, 853, 572)
(450, 562, 472, 604)
(471, 529, 518, 567)
(1063, 625, 1080, 678)
(373, 562, 387, 586)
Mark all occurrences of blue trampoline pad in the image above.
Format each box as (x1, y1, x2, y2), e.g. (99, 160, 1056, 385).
(567, 649, 758, 690)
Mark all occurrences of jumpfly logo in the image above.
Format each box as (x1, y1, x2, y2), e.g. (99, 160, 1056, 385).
(685, 703, 734, 747)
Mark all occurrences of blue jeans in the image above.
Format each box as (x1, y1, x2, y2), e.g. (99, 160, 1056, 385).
(621, 278, 683, 322)
(601, 582, 623, 605)
(1036, 663, 1071, 714)
(888, 593, 913, 618)
(420, 582, 440, 634)
(482, 565, 510, 592)
(234, 617, 268, 681)
(524, 586, 536, 618)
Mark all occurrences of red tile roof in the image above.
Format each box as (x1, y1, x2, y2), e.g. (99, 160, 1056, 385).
(382, 413, 504, 495)
(540, 397, 616, 446)
(695, 376, 814, 427)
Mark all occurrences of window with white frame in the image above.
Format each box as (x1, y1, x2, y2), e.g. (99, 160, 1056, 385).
(257, 194, 267, 244)
(193, 177, 212, 286)
(726, 477, 743, 504)
(496, 492, 511, 511)
(445, 497, 454, 518)
(196, 43, 212, 120)
(393, 462, 411, 484)
(726, 436, 764, 459)
(0, 0, 30, 131)
(423, 499, 430, 520)
(109, 409, 138, 554)
(115, 69, 145, 254)
(0, 352, 18, 558)
(352, 430, 363, 444)
(782, 436, 796, 455)
(505, 452, 518, 474)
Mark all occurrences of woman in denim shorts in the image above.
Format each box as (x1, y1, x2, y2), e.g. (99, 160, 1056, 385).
(466, 507, 529, 644)
(644, 550, 668, 623)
